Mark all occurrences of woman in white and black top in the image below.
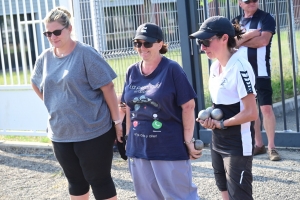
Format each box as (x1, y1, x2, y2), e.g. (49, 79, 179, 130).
(190, 16, 259, 200)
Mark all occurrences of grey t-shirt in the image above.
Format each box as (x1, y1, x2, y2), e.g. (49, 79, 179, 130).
(31, 42, 117, 142)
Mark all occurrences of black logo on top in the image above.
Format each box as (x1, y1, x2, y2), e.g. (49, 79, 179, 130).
(240, 71, 253, 94)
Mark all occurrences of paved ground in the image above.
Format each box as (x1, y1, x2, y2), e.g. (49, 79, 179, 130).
(0, 145, 299, 200)
(0, 98, 299, 199)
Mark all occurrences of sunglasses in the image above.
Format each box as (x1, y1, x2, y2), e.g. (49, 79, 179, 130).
(133, 41, 157, 48)
(196, 36, 218, 48)
(243, 0, 258, 4)
(43, 26, 66, 37)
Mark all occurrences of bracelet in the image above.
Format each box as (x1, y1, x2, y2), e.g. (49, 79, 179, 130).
(124, 135, 128, 141)
(184, 137, 195, 144)
(113, 119, 122, 126)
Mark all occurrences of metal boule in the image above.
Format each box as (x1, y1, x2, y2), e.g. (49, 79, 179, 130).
(198, 110, 210, 120)
(194, 139, 204, 150)
(211, 108, 223, 120)
(205, 106, 214, 115)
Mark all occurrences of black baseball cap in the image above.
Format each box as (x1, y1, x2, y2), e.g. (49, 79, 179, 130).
(133, 23, 163, 42)
(189, 16, 235, 40)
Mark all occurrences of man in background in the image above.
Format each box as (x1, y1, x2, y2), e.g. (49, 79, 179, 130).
(232, 0, 281, 161)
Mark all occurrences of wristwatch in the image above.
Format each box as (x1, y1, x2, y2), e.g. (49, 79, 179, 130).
(220, 119, 227, 130)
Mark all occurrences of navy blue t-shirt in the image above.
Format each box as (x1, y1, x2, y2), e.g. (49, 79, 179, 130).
(122, 56, 197, 160)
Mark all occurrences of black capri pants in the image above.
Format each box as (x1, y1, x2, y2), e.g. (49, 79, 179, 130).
(52, 126, 116, 199)
(211, 148, 253, 200)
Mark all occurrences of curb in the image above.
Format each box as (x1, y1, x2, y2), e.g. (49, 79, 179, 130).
(273, 95, 300, 117)
(0, 140, 52, 149)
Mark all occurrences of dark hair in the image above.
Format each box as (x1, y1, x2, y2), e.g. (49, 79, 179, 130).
(44, 7, 71, 28)
(215, 21, 244, 49)
(158, 40, 168, 54)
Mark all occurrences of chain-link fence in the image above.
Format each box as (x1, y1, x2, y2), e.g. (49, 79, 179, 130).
(76, 0, 300, 97)
(0, 0, 299, 137)
(1, 0, 299, 94)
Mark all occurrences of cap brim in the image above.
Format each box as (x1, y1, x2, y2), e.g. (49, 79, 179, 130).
(189, 30, 216, 40)
(133, 35, 158, 43)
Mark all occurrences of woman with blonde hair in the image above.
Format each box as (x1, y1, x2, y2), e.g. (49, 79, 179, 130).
(31, 7, 122, 200)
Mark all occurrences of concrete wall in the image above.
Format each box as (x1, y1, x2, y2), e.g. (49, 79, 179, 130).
(0, 86, 47, 136)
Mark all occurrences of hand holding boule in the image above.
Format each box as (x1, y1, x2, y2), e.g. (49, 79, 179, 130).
(194, 139, 204, 150)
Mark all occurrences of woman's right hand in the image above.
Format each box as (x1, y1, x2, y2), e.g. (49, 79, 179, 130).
(186, 142, 202, 160)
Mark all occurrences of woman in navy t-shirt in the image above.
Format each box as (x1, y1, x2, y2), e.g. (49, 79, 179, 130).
(122, 23, 201, 200)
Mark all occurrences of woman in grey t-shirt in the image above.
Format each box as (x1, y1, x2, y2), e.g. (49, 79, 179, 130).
(31, 7, 122, 200)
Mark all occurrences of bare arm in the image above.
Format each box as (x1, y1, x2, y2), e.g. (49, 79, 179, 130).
(182, 99, 202, 159)
(235, 29, 261, 48)
(117, 95, 126, 122)
(239, 31, 273, 48)
(197, 94, 257, 129)
(101, 82, 122, 142)
(219, 93, 258, 128)
(125, 106, 131, 135)
(31, 83, 43, 100)
(118, 104, 126, 122)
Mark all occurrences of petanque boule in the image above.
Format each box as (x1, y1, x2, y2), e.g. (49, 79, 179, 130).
(211, 108, 223, 120)
(194, 139, 204, 150)
(205, 106, 214, 115)
(197, 110, 210, 120)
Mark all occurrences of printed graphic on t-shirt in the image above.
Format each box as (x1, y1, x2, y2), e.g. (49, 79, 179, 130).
(129, 83, 161, 94)
(129, 94, 162, 134)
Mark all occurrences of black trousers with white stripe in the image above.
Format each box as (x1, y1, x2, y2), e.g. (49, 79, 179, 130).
(211, 148, 253, 200)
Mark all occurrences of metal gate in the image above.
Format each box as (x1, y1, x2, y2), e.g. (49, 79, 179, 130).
(0, 0, 299, 146)
(177, 0, 300, 147)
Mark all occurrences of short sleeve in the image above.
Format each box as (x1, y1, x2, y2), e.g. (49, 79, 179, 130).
(261, 13, 276, 34)
(236, 64, 256, 99)
(172, 64, 197, 106)
(83, 47, 117, 90)
(31, 56, 44, 92)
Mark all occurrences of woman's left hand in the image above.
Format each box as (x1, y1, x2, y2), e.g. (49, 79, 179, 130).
(196, 117, 216, 129)
(115, 123, 123, 143)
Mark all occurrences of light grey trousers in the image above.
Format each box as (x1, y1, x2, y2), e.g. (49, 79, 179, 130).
(128, 158, 200, 200)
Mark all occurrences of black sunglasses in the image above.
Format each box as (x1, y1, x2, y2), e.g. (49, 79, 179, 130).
(43, 26, 66, 37)
(244, 0, 258, 4)
(133, 41, 157, 48)
(196, 36, 218, 48)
